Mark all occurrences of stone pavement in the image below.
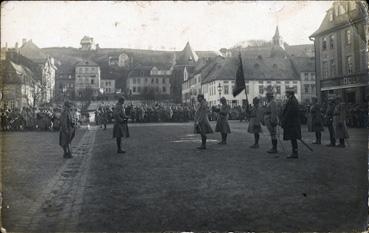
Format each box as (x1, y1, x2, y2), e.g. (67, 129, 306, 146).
(1, 122, 368, 232)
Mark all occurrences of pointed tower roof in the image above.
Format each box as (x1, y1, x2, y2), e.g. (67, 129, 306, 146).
(273, 26, 280, 39)
(178, 41, 198, 64)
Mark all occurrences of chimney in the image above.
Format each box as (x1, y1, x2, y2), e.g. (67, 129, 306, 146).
(22, 38, 27, 46)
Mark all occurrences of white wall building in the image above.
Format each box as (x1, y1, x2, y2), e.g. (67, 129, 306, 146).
(75, 60, 101, 97)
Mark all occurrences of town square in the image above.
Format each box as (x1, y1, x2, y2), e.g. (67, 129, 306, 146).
(0, 1, 368, 232)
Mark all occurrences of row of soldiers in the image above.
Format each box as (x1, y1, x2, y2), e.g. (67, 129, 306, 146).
(94, 104, 197, 127)
(0, 107, 61, 131)
(193, 87, 353, 159)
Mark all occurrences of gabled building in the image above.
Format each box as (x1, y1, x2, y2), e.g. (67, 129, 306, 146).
(18, 39, 57, 103)
(0, 58, 38, 109)
(310, 1, 368, 104)
(199, 26, 301, 107)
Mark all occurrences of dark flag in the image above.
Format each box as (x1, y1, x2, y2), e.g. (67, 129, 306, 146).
(233, 52, 246, 97)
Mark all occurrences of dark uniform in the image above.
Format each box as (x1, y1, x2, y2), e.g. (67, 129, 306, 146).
(113, 98, 129, 153)
(215, 97, 231, 144)
(325, 99, 336, 146)
(263, 92, 279, 153)
(59, 101, 75, 158)
(281, 89, 301, 158)
(194, 95, 213, 149)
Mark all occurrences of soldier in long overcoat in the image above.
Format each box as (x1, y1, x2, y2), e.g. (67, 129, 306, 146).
(194, 94, 213, 149)
(325, 97, 336, 146)
(281, 88, 301, 158)
(333, 97, 349, 147)
(113, 97, 129, 153)
(263, 91, 279, 153)
(309, 97, 324, 144)
(59, 101, 75, 158)
(215, 97, 231, 145)
(248, 97, 263, 148)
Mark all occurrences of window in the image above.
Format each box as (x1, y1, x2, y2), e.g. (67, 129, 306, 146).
(322, 37, 327, 50)
(329, 35, 335, 49)
(91, 67, 95, 72)
(133, 78, 136, 84)
(137, 86, 141, 93)
(79, 67, 83, 73)
(304, 73, 309, 81)
(311, 84, 316, 93)
(162, 78, 165, 84)
(137, 78, 141, 84)
(347, 56, 353, 74)
(258, 86, 264, 95)
(162, 86, 166, 93)
(346, 30, 352, 45)
(276, 86, 281, 95)
(293, 81, 297, 84)
(224, 85, 229, 95)
(145, 78, 148, 83)
(140, 71, 145, 77)
(304, 84, 310, 93)
(258, 81, 263, 84)
(267, 80, 271, 84)
(151, 78, 154, 84)
(85, 67, 89, 73)
(276, 81, 281, 84)
(133, 87, 136, 92)
(330, 59, 336, 77)
(224, 81, 229, 84)
(322, 61, 328, 79)
(156, 78, 159, 84)
(91, 79, 94, 84)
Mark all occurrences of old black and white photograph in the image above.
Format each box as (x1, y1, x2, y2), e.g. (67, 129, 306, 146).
(0, 1, 368, 232)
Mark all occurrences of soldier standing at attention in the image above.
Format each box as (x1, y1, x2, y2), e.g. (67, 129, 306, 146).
(215, 97, 231, 145)
(325, 96, 336, 147)
(310, 97, 324, 144)
(281, 87, 302, 159)
(113, 97, 129, 153)
(333, 97, 349, 147)
(248, 97, 263, 148)
(263, 91, 279, 154)
(59, 101, 75, 159)
(194, 94, 213, 150)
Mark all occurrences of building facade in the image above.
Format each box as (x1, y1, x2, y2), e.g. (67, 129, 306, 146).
(74, 60, 101, 97)
(100, 79, 116, 94)
(310, 1, 368, 104)
(126, 65, 171, 100)
(291, 56, 317, 104)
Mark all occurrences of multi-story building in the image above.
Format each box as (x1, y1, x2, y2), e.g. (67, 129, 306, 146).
(291, 57, 317, 104)
(74, 60, 101, 97)
(0, 59, 38, 109)
(100, 79, 116, 94)
(200, 26, 301, 107)
(310, 1, 368, 104)
(126, 65, 172, 100)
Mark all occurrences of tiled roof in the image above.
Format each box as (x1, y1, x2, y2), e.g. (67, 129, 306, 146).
(1, 60, 35, 84)
(285, 44, 314, 57)
(19, 40, 48, 64)
(75, 59, 99, 67)
(290, 57, 315, 73)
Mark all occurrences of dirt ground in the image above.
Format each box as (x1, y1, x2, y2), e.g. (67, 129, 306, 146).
(1, 122, 368, 232)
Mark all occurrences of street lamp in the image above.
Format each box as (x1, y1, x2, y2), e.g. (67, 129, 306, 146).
(217, 82, 222, 103)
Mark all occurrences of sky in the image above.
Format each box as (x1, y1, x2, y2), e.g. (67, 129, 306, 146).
(1, 1, 333, 51)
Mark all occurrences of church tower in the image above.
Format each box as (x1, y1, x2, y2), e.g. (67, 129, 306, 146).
(272, 26, 284, 48)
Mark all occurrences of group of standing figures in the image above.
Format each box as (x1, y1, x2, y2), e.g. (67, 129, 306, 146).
(193, 87, 350, 159)
(58, 88, 350, 159)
